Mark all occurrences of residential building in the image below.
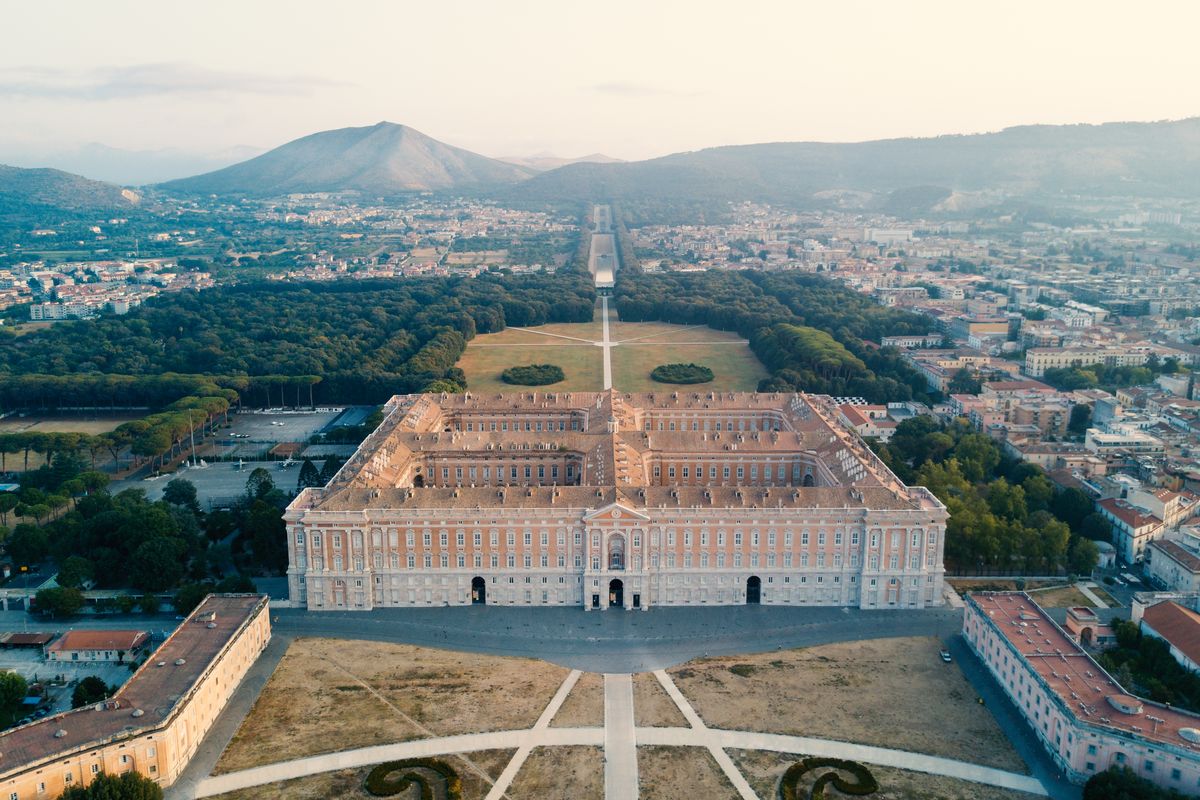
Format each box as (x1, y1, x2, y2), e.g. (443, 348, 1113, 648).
(1099, 498, 1164, 563)
(1147, 534, 1200, 593)
(1025, 347, 1152, 379)
(1141, 601, 1200, 672)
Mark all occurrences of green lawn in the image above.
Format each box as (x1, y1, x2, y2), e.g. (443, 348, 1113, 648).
(458, 308, 767, 394)
(612, 341, 766, 392)
(458, 340, 603, 393)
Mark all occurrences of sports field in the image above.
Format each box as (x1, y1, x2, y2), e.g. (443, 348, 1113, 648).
(0, 414, 142, 435)
(457, 306, 766, 394)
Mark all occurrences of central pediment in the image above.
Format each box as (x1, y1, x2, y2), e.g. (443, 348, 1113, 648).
(583, 503, 650, 523)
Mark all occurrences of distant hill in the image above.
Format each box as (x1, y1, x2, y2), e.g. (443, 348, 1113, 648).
(499, 152, 624, 172)
(160, 122, 534, 196)
(0, 164, 139, 210)
(512, 118, 1200, 209)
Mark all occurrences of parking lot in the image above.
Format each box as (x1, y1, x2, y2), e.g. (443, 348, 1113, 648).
(222, 409, 346, 444)
(122, 460, 300, 509)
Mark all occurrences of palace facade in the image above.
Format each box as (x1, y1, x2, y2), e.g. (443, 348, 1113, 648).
(284, 391, 948, 610)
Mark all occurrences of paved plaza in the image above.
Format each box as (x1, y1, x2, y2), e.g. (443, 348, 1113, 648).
(154, 604, 1084, 799)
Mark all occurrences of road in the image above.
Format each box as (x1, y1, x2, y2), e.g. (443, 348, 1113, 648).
(589, 204, 617, 290)
(266, 603, 963, 673)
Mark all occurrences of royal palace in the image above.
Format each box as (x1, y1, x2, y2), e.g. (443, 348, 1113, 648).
(284, 390, 948, 610)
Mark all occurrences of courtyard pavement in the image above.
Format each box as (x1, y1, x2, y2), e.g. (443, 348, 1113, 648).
(268, 603, 965, 673)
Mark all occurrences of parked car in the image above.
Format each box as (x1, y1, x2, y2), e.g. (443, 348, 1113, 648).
(939, 649, 952, 663)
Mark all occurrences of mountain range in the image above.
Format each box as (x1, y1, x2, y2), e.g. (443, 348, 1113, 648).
(511, 118, 1200, 208)
(4, 117, 1200, 211)
(0, 165, 139, 211)
(499, 152, 624, 172)
(2, 143, 266, 186)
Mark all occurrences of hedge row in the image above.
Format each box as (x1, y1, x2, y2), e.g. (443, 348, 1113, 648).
(363, 758, 462, 799)
(650, 362, 714, 384)
(779, 757, 879, 800)
(501, 364, 565, 386)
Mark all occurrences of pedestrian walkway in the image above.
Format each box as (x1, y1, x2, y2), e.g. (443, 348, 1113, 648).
(180, 665, 1053, 800)
(1077, 582, 1110, 609)
(600, 296, 613, 390)
(653, 670, 757, 799)
(485, 669, 582, 800)
(604, 673, 638, 799)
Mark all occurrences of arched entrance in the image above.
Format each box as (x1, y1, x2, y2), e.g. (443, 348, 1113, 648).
(746, 576, 761, 604)
(1080, 627, 1093, 646)
(609, 579, 624, 608)
(471, 576, 486, 605)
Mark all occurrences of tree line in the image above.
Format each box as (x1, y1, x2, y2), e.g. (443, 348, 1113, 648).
(871, 416, 1104, 575)
(0, 271, 596, 406)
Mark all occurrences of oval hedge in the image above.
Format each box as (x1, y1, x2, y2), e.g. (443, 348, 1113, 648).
(501, 364, 565, 386)
(779, 757, 878, 800)
(650, 362, 714, 384)
(363, 758, 462, 799)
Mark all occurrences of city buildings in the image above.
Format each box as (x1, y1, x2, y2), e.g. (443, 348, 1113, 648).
(965, 592, 1200, 791)
(0, 594, 269, 799)
(284, 391, 948, 611)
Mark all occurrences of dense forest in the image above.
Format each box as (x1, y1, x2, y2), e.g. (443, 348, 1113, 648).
(0, 270, 596, 406)
(871, 416, 1103, 575)
(614, 270, 933, 402)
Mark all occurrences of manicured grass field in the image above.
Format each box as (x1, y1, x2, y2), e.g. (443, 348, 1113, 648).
(609, 320, 733, 343)
(457, 307, 767, 394)
(612, 340, 765, 392)
(457, 339, 603, 393)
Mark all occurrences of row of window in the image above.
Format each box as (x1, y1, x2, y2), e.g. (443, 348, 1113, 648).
(297, 529, 936, 552)
(300, 549, 940, 573)
(643, 417, 781, 432)
(438, 463, 574, 482)
(455, 418, 581, 432)
(655, 464, 805, 481)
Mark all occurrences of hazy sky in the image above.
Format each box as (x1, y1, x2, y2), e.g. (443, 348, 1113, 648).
(2, 0, 1199, 164)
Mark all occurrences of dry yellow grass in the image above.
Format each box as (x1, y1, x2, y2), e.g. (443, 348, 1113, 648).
(731, 750, 1041, 800)
(550, 671, 604, 727)
(639, 746, 738, 799)
(508, 746, 603, 799)
(208, 749, 515, 800)
(633, 672, 688, 728)
(669, 637, 1026, 772)
(1028, 585, 1096, 608)
(0, 416, 141, 434)
(214, 638, 567, 774)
